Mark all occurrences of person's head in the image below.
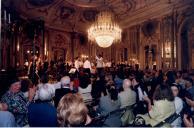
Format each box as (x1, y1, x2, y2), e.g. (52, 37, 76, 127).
(79, 75, 91, 89)
(129, 73, 135, 80)
(135, 64, 139, 70)
(171, 84, 181, 97)
(21, 79, 33, 92)
(152, 69, 157, 76)
(182, 69, 189, 78)
(123, 79, 132, 89)
(108, 87, 118, 101)
(61, 76, 71, 87)
(57, 94, 89, 127)
(0, 103, 8, 111)
(166, 71, 175, 83)
(105, 75, 113, 83)
(131, 77, 140, 87)
(41, 74, 49, 84)
(9, 81, 21, 93)
(153, 84, 174, 102)
(38, 84, 54, 101)
(177, 71, 183, 78)
(185, 77, 193, 89)
(56, 74, 62, 82)
(98, 54, 102, 58)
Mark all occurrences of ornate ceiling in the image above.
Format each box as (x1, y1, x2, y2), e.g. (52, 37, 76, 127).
(3, 0, 194, 33)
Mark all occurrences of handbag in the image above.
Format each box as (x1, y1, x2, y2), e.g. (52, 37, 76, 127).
(131, 116, 151, 127)
(121, 109, 135, 126)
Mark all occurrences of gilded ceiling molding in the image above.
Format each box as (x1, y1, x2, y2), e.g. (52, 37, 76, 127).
(4, 0, 194, 33)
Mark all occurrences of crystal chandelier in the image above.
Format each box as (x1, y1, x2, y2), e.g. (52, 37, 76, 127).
(88, 11, 122, 48)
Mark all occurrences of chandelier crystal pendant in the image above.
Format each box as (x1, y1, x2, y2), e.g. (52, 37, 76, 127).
(88, 11, 122, 48)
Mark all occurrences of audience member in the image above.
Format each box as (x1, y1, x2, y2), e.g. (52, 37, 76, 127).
(54, 76, 72, 107)
(119, 79, 136, 108)
(175, 71, 186, 89)
(57, 93, 91, 127)
(165, 71, 175, 85)
(119, 79, 136, 126)
(139, 84, 175, 127)
(131, 77, 148, 102)
(28, 83, 57, 127)
(171, 84, 183, 127)
(0, 103, 16, 127)
(91, 75, 107, 105)
(78, 75, 92, 103)
(185, 77, 194, 99)
(98, 86, 121, 127)
(21, 79, 34, 98)
(1, 81, 36, 126)
(53, 74, 62, 90)
(37, 74, 49, 88)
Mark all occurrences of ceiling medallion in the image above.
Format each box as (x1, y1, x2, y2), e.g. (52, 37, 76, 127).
(88, 11, 122, 48)
(60, 7, 75, 19)
(142, 20, 158, 37)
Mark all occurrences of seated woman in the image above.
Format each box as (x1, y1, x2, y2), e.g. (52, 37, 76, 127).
(28, 83, 57, 127)
(98, 85, 121, 127)
(57, 93, 92, 127)
(139, 84, 176, 127)
(171, 84, 183, 127)
(78, 74, 92, 103)
(1, 81, 35, 126)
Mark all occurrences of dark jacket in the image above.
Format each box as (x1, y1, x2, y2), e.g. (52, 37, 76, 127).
(54, 87, 72, 107)
(28, 101, 57, 127)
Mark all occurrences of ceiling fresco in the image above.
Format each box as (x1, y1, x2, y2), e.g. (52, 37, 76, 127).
(2, 0, 193, 33)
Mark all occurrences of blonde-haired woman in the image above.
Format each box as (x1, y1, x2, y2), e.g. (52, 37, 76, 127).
(57, 93, 91, 127)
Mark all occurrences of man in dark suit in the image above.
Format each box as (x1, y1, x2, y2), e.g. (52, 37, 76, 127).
(54, 76, 72, 107)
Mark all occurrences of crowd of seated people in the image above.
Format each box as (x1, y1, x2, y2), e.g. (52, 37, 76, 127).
(1, 61, 194, 127)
